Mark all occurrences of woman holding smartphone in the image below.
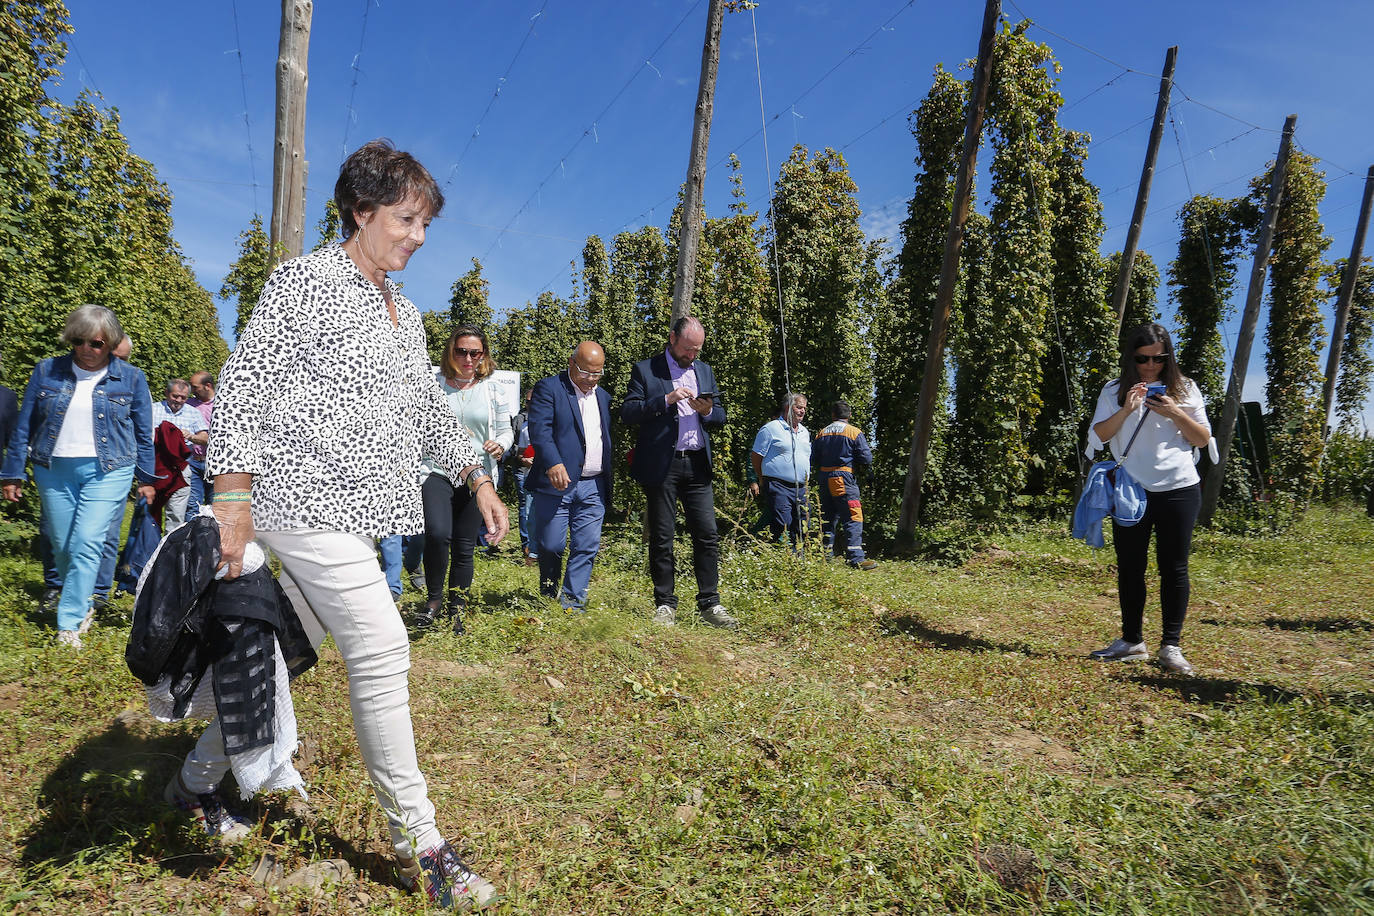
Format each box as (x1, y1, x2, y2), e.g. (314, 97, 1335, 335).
(1086, 323, 1215, 674)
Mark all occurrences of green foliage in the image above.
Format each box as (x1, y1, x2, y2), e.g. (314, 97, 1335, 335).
(1257, 152, 1331, 503)
(698, 157, 776, 485)
(449, 257, 493, 333)
(873, 66, 967, 524)
(1169, 194, 1252, 413)
(1318, 428, 1374, 505)
(0, 3, 225, 394)
(421, 310, 448, 366)
(767, 146, 877, 423)
(494, 291, 580, 391)
(310, 198, 341, 252)
(219, 214, 279, 341)
(1326, 257, 1374, 428)
(1105, 249, 1161, 331)
(1030, 129, 1112, 497)
(951, 20, 1062, 517)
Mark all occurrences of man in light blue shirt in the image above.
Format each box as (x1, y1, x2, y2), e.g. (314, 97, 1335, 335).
(151, 378, 208, 528)
(749, 393, 810, 545)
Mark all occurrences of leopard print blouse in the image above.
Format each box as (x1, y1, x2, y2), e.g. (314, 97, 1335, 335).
(207, 244, 482, 536)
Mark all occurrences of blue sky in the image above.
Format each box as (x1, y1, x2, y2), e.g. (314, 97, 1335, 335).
(55, 0, 1374, 424)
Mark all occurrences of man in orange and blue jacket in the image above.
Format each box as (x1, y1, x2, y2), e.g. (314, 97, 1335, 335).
(812, 400, 877, 570)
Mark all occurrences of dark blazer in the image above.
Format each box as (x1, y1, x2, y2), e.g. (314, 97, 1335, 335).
(528, 371, 613, 502)
(621, 351, 726, 487)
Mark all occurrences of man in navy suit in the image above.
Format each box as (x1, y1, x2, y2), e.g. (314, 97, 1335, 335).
(528, 341, 613, 611)
(621, 317, 737, 629)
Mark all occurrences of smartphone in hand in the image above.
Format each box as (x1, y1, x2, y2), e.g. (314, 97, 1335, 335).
(1146, 383, 1167, 399)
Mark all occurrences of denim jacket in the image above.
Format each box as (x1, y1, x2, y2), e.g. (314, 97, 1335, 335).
(0, 354, 157, 483)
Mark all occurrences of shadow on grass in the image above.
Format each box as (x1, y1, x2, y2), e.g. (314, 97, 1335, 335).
(18, 713, 398, 889)
(1127, 673, 1374, 709)
(1261, 616, 1374, 633)
(880, 614, 1055, 658)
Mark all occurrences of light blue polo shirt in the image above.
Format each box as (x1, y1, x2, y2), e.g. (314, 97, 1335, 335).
(751, 418, 811, 483)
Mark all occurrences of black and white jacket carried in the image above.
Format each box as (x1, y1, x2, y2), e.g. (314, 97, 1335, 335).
(207, 244, 483, 537)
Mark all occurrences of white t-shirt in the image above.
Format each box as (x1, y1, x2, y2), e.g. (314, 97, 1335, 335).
(52, 365, 107, 458)
(1086, 378, 1217, 492)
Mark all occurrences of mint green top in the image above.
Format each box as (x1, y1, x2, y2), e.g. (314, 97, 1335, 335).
(420, 372, 513, 481)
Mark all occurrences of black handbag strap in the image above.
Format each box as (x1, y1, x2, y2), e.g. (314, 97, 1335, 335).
(1115, 412, 1150, 465)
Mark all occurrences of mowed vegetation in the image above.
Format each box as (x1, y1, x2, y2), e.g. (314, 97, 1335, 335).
(0, 505, 1370, 914)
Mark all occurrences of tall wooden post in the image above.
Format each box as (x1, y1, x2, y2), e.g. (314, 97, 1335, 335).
(1111, 46, 1177, 334)
(896, 0, 1000, 536)
(1320, 165, 1374, 438)
(1199, 114, 1297, 526)
(669, 0, 725, 324)
(270, 0, 312, 263)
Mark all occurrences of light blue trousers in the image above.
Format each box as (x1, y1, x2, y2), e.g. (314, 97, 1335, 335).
(33, 457, 134, 631)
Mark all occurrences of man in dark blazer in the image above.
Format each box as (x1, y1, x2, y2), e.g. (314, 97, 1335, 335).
(528, 341, 613, 611)
(621, 317, 737, 629)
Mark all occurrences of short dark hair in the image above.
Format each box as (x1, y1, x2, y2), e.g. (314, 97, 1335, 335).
(670, 316, 703, 337)
(832, 400, 853, 420)
(335, 138, 444, 239)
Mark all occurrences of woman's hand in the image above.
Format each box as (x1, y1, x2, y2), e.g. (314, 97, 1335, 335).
(1144, 391, 1182, 420)
(212, 501, 255, 579)
(136, 484, 156, 504)
(482, 439, 504, 461)
(1124, 382, 1148, 412)
(474, 482, 510, 545)
(1, 482, 21, 503)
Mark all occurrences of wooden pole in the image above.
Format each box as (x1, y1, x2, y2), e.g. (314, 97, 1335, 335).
(270, 0, 312, 263)
(1198, 114, 1297, 527)
(1111, 46, 1177, 334)
(669, 0, 725, 324)
(1319, 165, 1374, 438)
(896, 0, 1000, 536)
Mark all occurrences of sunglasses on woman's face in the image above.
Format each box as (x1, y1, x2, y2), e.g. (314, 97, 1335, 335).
(73, 338, 108, 350)
(452, 348, 485, 360)
(1134, 354, 1169, 364)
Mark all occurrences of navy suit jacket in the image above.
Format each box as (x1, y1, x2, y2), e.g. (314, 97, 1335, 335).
(620, 351, 726, 487)
(528, 371, 613, 502)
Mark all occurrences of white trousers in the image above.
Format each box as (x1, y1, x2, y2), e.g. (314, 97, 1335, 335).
(179, 528, 442, 857)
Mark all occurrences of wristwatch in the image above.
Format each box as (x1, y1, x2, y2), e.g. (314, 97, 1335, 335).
(463, 466, 492, 493)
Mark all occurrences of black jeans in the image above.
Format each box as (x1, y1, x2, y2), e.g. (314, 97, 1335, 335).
(643, 450, 719, 611)
(421, 473, 481, 604)
(1112, 482, 1201, 647)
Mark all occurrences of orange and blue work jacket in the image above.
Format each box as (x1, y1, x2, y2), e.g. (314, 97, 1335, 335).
(814, 420, 873, 505)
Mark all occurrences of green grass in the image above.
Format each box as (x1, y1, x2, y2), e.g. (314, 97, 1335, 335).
(0, 506, 1371, 913)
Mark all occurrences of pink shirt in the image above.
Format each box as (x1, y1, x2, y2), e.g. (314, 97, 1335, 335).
(188, 396, 213, 459)
(666, 348, 704, 451)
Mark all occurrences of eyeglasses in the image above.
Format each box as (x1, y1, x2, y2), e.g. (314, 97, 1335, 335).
(73, 338, 108, 350)
(572, 364, 604, 379)
(452, 347, 485, 360)
(1134, 354, 1169, 365)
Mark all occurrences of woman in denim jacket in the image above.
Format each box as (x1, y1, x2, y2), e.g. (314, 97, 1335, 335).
(2, 305, 156, 647)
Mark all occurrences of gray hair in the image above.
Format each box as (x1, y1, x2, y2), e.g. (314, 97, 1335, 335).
(780, 391, 806, 416)
(62, 304, 124, 350)
(165, 377, 191, 395)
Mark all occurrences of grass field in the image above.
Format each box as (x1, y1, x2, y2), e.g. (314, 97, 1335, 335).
(0, 506, 1371, 914)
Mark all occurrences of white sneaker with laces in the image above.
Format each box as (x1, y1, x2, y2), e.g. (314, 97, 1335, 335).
(651, 604, 676, 626)
(56, 630, 82, 649)
(1156, 644, 1194, 675)
(1089, 638, 1148, 662)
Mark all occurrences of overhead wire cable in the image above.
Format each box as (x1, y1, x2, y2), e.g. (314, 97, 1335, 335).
(340, 0, 375, 160)
(480, 0, 706, 260)
(444, 0, 550, 189)
(228, 0, 260, 213)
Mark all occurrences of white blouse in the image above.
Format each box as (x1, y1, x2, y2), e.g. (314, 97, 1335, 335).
(51, 365, 106, 458)
(1086, 378, 1218, 493)
(207, 245, 483, 536)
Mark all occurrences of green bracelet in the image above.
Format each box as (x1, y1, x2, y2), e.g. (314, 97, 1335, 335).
(215, 492, 252, 502)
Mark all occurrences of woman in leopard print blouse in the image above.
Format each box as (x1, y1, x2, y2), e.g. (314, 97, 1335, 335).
(194, 140, 503, 908)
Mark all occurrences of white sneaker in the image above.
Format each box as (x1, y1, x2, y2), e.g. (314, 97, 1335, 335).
(1089, 638, 1147, 662)
(77, 606, 96, 635)
(651, 604, 676, 626)
(56, 630, 82, 649)
(1156, 644, 1194, 675)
